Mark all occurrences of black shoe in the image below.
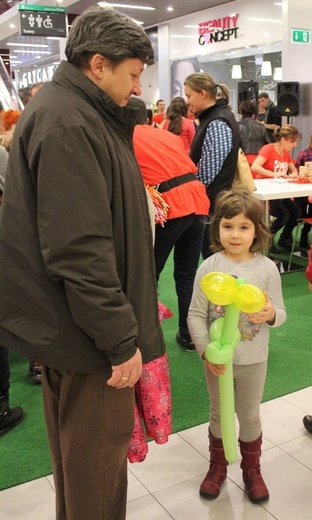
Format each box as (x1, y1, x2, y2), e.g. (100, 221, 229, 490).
(0, 396, 24, 437)
(278, 237, 293, 251)
(300, 249, 309, 258)
(303, 415, 312, 433)
(176, 332, 196, 352)
(28, 360, 42, 383)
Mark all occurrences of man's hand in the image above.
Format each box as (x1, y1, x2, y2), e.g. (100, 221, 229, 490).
(107, 348, 142, 389)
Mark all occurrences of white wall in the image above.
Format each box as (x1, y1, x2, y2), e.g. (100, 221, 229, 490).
(282, 0, 312, 150)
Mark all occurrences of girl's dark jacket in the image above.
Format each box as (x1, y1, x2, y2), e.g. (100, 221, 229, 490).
(0, 61, 165, 372)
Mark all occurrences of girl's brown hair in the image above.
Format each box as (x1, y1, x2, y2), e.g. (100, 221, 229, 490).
(209, 186, 271, 254)
(166, 96, 188, 135)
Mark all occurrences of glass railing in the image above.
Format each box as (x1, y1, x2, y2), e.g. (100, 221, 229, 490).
(0, 56, 24, 110)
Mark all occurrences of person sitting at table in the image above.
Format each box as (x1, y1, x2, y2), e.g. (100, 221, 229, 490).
(294, 134, 312, 256)
(252, 124, 302, 251)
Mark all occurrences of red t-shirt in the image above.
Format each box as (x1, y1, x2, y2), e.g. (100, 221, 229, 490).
(133, 125, 209, 219)
(161, 117, 195, 154)
(257, 143, 292, 178)
(153, 113, 165, 125)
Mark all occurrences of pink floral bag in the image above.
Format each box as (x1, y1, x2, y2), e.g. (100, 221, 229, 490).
(127, 302, 172, 463)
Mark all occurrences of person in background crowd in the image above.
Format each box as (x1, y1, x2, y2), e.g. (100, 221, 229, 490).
(0, 347, 24, 436)
(258, 91, 282, 142)
(128, 97, 209, 352)
(153, 99, 166, 124)
(0, 109, 21, 152)
(294, 134, 312, 255)
(238, 100, 269, 157)
(0, 6, 164, 520)
(18, 87, 30, 107)
(0, 116, 24, 437)
(161, 96, 195, 153)
(188, 186, 286, 503)
(256, 100, 266, 123)
(29, 82, 45, 99)
(252, 125, 302, 252)
(147, 107, 160, 128)
(185, 72, 239, 259)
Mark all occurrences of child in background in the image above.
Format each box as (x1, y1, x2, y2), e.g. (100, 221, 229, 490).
(187, 186, 286, 503)
(302, 244, 312, 432)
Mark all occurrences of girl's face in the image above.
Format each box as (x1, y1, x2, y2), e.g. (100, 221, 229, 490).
(219, 213, 256, 262)
(184, 85, 211, 114)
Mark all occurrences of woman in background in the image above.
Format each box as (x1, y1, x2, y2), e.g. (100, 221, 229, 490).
(252, 124, 302, 252)
(161, 97, 195, 153)
(185, 72, 239, 258)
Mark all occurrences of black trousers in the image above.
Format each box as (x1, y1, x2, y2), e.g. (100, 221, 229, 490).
(154, 213, 207, 339)
(270, 198, 302, 239)
(0, 346, 10, 397)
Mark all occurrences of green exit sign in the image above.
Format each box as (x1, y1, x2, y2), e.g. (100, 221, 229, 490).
(291, 29, 310, 44)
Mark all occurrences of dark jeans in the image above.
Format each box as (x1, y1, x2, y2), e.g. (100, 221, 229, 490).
(0, 346, 10, 397)
(270, 198, 302, 239)
(295, 197, 312, 248)
(154, 213, 207, 338)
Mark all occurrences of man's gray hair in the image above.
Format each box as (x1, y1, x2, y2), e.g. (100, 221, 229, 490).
(65, 6, 154, 68)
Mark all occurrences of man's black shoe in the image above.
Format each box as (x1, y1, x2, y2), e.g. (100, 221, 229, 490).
(303, 415, 312, 433)
(0, 396, 24, 437)
(176, 332, 196, 352)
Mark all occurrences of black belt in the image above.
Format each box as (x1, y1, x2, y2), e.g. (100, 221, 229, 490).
(157, 173, 195, 193)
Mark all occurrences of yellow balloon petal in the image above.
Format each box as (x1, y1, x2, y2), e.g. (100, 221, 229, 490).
(234, 284, 265, 313)
(200, 272, 237, 306)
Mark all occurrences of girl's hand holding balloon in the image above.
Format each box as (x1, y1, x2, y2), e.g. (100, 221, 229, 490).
(247, 291, 276, 325)
(206, 360, 226, 377)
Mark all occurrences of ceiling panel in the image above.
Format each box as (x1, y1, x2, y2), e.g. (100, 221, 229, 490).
(0, 0, 236, 70)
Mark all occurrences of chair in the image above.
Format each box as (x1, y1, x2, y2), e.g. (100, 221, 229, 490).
(287, 218, 312, 271)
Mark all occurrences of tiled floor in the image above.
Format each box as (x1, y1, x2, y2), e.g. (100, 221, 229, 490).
(1, 386, 312, 519)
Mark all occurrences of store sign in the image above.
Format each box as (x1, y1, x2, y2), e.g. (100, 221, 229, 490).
(18, 4, 67, 38)
(18, 64, 58, 88)
(291, 29, 310, 44)
(198, 14, 240, 46)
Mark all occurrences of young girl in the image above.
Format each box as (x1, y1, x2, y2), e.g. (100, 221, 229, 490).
(187, 186, 286, 503)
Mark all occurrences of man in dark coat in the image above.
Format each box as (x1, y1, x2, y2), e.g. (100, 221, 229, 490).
(0, 6, 165, 519)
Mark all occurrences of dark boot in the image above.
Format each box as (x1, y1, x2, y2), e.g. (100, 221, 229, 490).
(0, 395, 24, 437)
(239, 433, 269, 503)
(199, 431, 228, 499)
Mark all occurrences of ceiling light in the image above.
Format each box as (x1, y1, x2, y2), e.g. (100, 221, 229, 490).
(14, 50, 52, 55)
(231, 64, 242, 79)
(98, 3, 155, 10)
(261, 61, 272, 76)
(6, 43, 49, 48)
(274, 67, 282, 81)
(167, 7, 173, 11)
